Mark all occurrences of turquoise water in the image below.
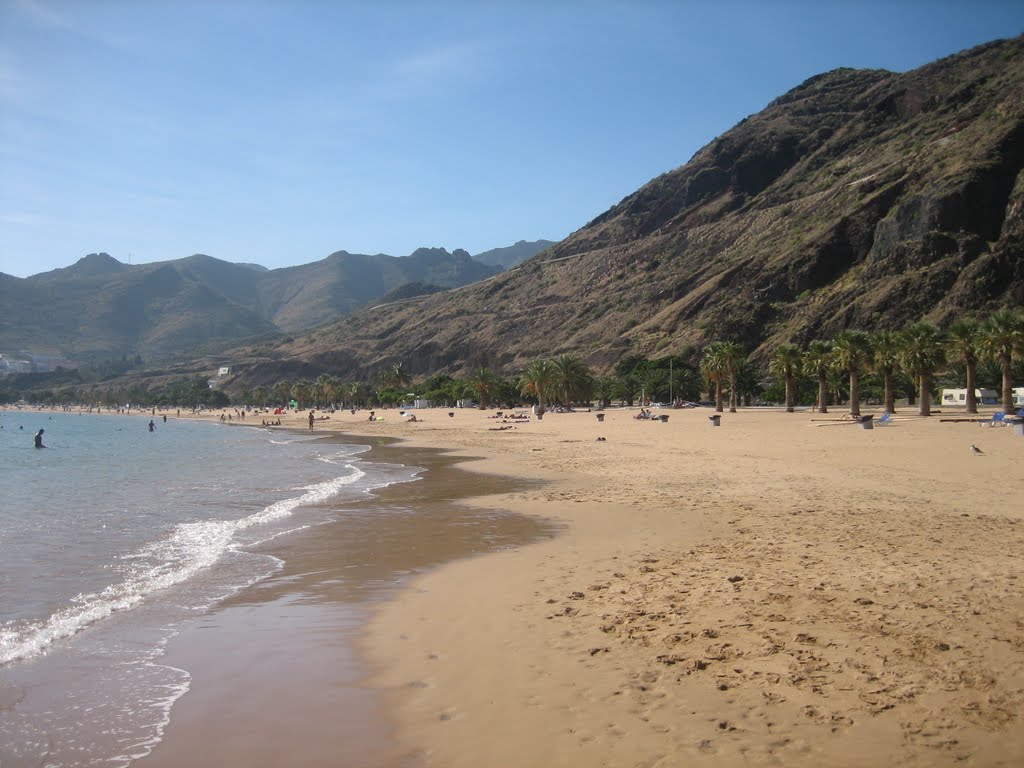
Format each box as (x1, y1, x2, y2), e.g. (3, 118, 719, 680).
(0, 410, 419, 766)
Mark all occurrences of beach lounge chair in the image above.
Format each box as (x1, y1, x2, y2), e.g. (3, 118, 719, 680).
(876, 412, 893, 426)
(980, 412, 1006, 427)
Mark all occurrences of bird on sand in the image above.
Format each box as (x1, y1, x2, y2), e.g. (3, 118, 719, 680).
(970, 444, 984, 455)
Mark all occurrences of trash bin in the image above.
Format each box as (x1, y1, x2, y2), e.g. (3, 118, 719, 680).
(708, 415, 721, 427)
(659, 414, 669, 422)
(596, 413, 605, 422)
(448, 412, 455, 418)
(1013, 420, 1024, 437)
(860, 415, 874, 430)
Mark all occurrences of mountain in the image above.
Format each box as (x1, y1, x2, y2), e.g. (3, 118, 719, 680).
(229, 36, 1024, 386)
(473, 240, 556, 268)
(0, 247, 505, 359)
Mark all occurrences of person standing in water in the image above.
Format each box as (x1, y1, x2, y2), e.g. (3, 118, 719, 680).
(148, 420, 156, 432)
(34, 429, 45, 448)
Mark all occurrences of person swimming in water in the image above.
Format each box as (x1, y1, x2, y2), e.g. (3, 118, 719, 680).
(34, 428, 45, 448)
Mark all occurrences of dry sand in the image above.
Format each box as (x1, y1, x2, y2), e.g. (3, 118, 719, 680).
(117, 404, 1024, 765)
(284, 405, 1024, 768)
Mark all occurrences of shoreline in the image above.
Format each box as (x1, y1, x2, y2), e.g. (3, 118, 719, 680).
(136, 425, 560, 768)
(8, 403, 1024, 766)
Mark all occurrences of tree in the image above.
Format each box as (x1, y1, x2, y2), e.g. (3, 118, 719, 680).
(315, 374, 340, 408)
(612, 372, 641, 406)
(467, 367, 501, 409)
(667, 363, 701, 404)
(380, 362, 412, 391)
(700, 342, 728, 413)
(979, 308, 1024, 413)
(250, 386, 269, 407)
(771, 344, 802, 412)
(519, 359, 559, 414)
(947, 318, 982, 414)
(898, 322, 946, 417)
(272, 379, 292, 408)
(803, 340, 832, 413)
(348, 381, 373, 408)
(719, 342, 745, 413)
(832, 331, 872, 417)
(291, 379, 313, 410)
(553, 355, 594, 407)
(419, 373, 462, 407)
(871, 331, 901, 415)
(593, 376, 616, 408)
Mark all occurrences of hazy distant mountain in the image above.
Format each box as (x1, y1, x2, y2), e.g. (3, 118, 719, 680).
(226, 35, 1024, 385)
(0, 246, 510, 358)
(473, 240, 555, 268)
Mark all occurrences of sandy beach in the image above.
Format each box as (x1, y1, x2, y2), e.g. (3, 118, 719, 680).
(47, 402, 1023, 767)
(301, 404, 1024, 767)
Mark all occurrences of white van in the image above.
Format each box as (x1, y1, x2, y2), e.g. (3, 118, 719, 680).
(940, 388, 999, 406)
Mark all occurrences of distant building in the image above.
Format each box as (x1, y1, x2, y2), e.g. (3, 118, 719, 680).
(29, 354, 76, 372)
(0, 354, 32, 374)
(208, 366, 232, 389)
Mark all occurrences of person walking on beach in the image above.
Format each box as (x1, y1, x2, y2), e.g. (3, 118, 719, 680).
(34, 428, 45, 448)
(308, 410, 315, 433)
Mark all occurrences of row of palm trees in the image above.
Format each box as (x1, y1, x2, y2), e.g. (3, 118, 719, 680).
(764, 309, 1024, 417)
(243, 309, 1022, 417)
(246, 357, 600, 412)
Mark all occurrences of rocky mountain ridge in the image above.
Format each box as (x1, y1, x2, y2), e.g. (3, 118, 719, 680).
(225, 35, 1024, 387)
(0, 243, 552, 359)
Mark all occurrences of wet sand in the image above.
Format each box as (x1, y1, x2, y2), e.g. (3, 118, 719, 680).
(138, 437, 559, 768)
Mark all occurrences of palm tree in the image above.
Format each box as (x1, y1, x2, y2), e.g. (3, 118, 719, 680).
(250, 386, 269, 407)
(467, 367, 501, 409)
(668, 364, 701, 404)
(348, 381, 373, 408)
(380, 362, 412, 391)
(519, 359, 558, 415)
(315, 374, 340, 408)
(897, 322, 946, 417)
(593, 376, 616, 408)
(272, 379, 292, 408)
(720, 342, 745, 413)
(947, 318, 982, 414)
(553, 355, 594, 407)
(803, 340, 832, 413)
(700, 342, 728, 413)
(291, 379, 314, 410)
(871, 331, 901, 415)
(832, 330, 872, 417)
(771, 344, 803, 412)
(979, 308, 1024, 413)
(612, 372, 641, 407)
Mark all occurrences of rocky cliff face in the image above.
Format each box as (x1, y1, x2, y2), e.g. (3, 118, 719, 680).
(231, 35, 1024, 385)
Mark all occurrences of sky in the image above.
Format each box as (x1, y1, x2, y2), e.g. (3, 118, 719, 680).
(1, 1, 1023, 278)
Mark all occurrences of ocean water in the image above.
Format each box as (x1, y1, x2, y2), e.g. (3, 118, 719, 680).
(0, 410, 420, 767)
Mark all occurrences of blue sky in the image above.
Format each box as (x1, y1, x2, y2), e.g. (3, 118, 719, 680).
(1, 1, 1022, 278)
